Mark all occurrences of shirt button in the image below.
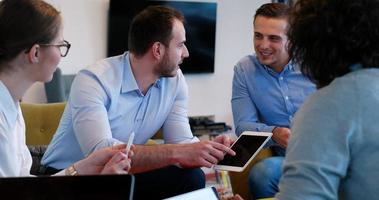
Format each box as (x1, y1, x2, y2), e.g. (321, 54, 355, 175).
(279, 77, 283, 80)
(285, 96, 289, 100)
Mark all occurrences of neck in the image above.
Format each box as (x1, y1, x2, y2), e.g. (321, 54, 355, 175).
(129, 53, 159, 95)
(0, 64, 34, 104)
(271, 65, 285, 73)
(270, 59, 290, 73)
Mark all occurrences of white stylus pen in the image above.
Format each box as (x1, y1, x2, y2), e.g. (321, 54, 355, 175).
(126, 132, 135, 154)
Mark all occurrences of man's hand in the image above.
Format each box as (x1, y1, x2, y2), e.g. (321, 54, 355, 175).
(225, 194, 244, 200)
(128, 135, 236, 173)
(272, 127, 291, 148)
(175, 138, 236, 168)
(213, 134, 235, 147)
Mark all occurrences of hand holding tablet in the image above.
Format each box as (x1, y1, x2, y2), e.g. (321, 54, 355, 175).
(214, 131, 272, 172)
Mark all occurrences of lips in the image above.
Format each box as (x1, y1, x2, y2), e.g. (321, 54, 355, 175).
(259, 51, 273, 56)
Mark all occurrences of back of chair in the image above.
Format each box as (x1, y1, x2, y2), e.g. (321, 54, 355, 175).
(44, 67, 76, 103)
(20, 102, 66, 146)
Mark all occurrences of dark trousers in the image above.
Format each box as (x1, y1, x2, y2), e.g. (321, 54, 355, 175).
(40, 165, 205, 200)
(134, 166, 205, 199)
(271, 145, 286, 156)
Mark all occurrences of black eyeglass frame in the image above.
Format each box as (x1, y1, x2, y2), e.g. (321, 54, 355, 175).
(39, 40, 71, 57)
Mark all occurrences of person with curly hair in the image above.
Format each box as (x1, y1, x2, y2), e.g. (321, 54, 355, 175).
(276, 0, 379, 199)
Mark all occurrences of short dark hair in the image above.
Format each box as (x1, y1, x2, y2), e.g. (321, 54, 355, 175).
(254, 3, 291, 24)
(0, 0, 61, 69)
(128, 5, 185, 57)
(289, 0, 379, 88)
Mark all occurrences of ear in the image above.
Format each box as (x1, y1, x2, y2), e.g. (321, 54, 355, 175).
(151, 42, 165, 60)
(27, 44, 40, 64)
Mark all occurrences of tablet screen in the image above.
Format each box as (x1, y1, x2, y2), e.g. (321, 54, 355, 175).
(217, 135, 269, 167)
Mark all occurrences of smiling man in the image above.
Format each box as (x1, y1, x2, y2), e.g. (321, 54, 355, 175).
(231, 3, 316, 199)
(41, 5, 235, 200)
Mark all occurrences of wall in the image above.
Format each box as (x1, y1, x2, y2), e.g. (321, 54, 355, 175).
(23, 0, 270, 130)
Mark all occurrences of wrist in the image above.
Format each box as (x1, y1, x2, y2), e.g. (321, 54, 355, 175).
(168, 144, 183, 165)
(272, 127, 278, 134)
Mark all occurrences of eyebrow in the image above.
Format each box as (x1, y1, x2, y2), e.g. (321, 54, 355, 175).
(178, 40, 186, 45)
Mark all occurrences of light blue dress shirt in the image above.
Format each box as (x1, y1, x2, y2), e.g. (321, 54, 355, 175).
(277, 68, 379, 200)
(232, 55, 316, 148)
(42, 52, 197, 169)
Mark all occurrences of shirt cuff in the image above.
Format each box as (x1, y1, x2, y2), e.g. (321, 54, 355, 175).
(52, 170, 65, 176)
(175, 136, 199, 144)
(261, 126, 276, 133)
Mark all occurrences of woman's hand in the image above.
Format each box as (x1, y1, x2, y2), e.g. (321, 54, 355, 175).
(74, 144, 133, 175)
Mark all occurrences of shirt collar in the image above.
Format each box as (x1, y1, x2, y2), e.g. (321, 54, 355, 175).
(121, 52, 141, 93)
(260, 59, 296, 76)
(287, 60, 296, 71)
(121, 52, 162, 94)
(0, 80, 18, 126)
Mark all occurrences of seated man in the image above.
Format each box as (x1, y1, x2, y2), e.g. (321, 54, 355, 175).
(231, 3, 315, 199)
(41, 6, 234, 200)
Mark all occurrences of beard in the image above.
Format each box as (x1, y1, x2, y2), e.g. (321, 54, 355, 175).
(156, 54, 180, 77)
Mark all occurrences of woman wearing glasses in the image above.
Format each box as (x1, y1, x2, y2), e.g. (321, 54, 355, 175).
(0, 0, 132, 177)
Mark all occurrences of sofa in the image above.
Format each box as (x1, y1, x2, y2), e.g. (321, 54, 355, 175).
(20, 102, 275, 199)
(21, 102, 66, 175)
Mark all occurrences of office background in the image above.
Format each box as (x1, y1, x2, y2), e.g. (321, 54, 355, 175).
(23, 0, 270, 130)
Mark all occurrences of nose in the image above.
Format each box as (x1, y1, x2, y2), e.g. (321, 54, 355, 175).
(257, 38, 270, 49)
(183, 44, 189, 58)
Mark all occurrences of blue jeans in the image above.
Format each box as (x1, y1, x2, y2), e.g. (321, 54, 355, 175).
(248, 156, 284, 199)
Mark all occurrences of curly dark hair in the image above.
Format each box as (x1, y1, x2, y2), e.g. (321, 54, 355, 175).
(289, 0, 379, 88)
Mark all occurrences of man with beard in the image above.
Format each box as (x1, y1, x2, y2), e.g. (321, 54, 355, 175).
(231, 3, 315, 199)
(41, 6, 235, 199)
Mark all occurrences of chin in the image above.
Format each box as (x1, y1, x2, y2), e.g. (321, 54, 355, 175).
(161, 71, 177, 78)
(160, 66, 179, 77)
(43, 74, 55, 83)
(258, 58, 274, 66)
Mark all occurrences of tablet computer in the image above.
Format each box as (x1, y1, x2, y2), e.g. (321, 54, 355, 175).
(163, 186, 220, 200)
(214, 131, 272, 172)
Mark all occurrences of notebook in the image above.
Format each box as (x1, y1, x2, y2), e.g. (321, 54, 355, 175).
(0, 174, 134, 200)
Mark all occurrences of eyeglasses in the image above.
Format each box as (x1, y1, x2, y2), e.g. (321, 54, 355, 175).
(40, 40, 71, 57)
